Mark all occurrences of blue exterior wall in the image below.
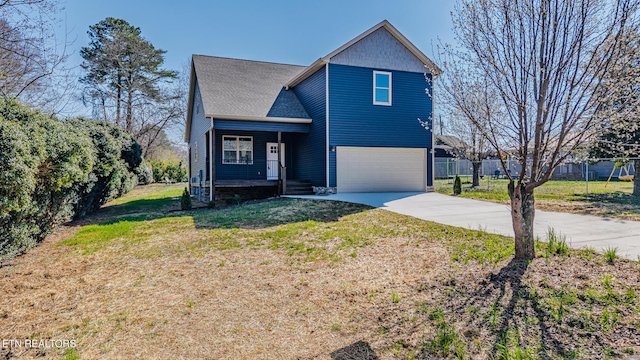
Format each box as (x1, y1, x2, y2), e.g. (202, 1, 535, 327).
(292, 66, 327, 185)
(214, 129, 295, 180)
(328, 63, 433, 187)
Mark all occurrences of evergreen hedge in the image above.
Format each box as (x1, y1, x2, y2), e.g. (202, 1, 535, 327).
(0, 99, 144, 261)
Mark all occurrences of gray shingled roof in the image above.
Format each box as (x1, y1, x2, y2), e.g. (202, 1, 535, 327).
(192, 55, 310, 119)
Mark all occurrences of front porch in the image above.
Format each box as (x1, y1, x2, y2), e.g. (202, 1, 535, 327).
(190, 117, 315, 202)
(190, 179, 314, 203)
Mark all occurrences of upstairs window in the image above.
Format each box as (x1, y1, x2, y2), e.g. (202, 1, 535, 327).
(223, 136, 253, 164)
(373, 70, 392, 106)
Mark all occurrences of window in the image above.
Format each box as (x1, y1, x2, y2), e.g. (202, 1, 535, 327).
(373, 70, 392, 106)
(223, 136, 253, 164)
(194, 142, 198, 162)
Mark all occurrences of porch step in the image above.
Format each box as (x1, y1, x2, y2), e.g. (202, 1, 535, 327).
(284, 180, 314, 195)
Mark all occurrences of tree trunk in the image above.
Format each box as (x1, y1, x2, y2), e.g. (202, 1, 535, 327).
(116, 75, 122, 128)
(508, 181, 536, 259)
(472, 161, 482, 187)
(634, 159, 640, 197)
(126, 88, 133, 134)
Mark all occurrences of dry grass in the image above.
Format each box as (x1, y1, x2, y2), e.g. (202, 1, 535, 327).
(1, 184, 640, 359)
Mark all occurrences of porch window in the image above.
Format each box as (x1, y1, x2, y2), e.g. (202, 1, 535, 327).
(223, 136, 253, 164)
(373, 70, 392, 106)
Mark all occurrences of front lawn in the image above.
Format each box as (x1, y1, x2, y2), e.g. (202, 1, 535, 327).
(436, 178, 640, 221)
(1, 184, 639, 359)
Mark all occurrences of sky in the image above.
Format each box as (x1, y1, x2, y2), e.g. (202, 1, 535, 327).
(56, 0, 457, 136)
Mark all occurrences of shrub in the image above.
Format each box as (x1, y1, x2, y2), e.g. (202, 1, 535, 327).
(181, 187, 192, 210)
(453, 175, 462, 195)
(149, 159, 186, 183)
(69, 119, 143, 217)
(225, 194, 242, 206)
(167, 161, 187, 182)
(136, 160, 154, 185)
(0, 99, 144, 261)
(149, 159, 167, 183)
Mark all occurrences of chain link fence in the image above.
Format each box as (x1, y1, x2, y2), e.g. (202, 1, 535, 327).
(435, 158, 635, 181)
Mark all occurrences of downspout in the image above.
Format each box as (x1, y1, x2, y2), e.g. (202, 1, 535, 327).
(429, 73, 436, 192)
(325, 64, 330, 188)
(210, 117, 214, 202)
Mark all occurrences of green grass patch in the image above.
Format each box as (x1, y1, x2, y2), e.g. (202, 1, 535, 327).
(61, 183, 517, 265)
(423, 308, 466, 359)
(494, 326, 538, 360)
(63, 348, 79, 360)
(104, 183, 184, 215)
(604, 247, 619, 264)
(435, 178, 639, 210)
(60, 216, 194, 255)
(544, 228, 569, 257)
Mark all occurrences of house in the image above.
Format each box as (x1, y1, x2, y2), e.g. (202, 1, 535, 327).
(434, 135, 465, 159)
(184, 20, 441, 201)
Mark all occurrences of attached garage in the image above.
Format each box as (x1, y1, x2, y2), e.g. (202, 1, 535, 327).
(336, 146, 427, 192)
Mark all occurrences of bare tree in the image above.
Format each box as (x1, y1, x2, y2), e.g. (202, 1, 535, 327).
(591, 32, 640, 196)
(0, 0, 73, 113)
(133, 81, 186, 158)
(434, 46, 500, 187)
(452, 0, 639, 259)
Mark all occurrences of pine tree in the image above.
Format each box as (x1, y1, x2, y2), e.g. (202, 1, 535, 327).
(181, 187, 192, 210)
(453, 175, 462, 195)
(80, 18, 177, 134)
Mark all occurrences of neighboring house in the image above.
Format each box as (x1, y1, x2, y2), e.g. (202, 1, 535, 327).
(434, 135, 465, 159)
(184, 20, 441, 201)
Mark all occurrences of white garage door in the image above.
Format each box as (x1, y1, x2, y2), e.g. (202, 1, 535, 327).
(336, 146, 426, 192)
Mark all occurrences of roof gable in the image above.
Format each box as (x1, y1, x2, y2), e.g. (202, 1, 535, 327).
(329, 27, 427, 73)
(286, 20, 441, 89)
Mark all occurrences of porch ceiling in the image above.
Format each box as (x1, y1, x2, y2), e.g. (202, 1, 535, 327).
(213, 118, 310, 133)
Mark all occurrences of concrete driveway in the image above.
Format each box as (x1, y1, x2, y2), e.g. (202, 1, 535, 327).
(290, 192, 640, 260)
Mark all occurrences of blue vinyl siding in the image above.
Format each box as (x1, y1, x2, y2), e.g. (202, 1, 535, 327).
(292, 66, 326, 186)
(215, 130, 294, 180)
(328, 63, 433, 187)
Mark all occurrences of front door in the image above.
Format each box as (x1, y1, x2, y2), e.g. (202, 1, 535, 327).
(266, 142, 285, 180)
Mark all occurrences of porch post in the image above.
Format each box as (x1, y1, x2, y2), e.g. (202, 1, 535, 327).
(277, 131, 282, 196)
(210, 118, 214, 202)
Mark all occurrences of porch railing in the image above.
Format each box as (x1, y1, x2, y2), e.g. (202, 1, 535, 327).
(267, 160, 279, 180)
(267, 160, 287, 195)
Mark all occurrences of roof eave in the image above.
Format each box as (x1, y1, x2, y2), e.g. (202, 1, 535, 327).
(210, 114, 312, 124)
(284, 58, 326, 89)
(379, 21, 443, 76)
(184, 59, 197, 143)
